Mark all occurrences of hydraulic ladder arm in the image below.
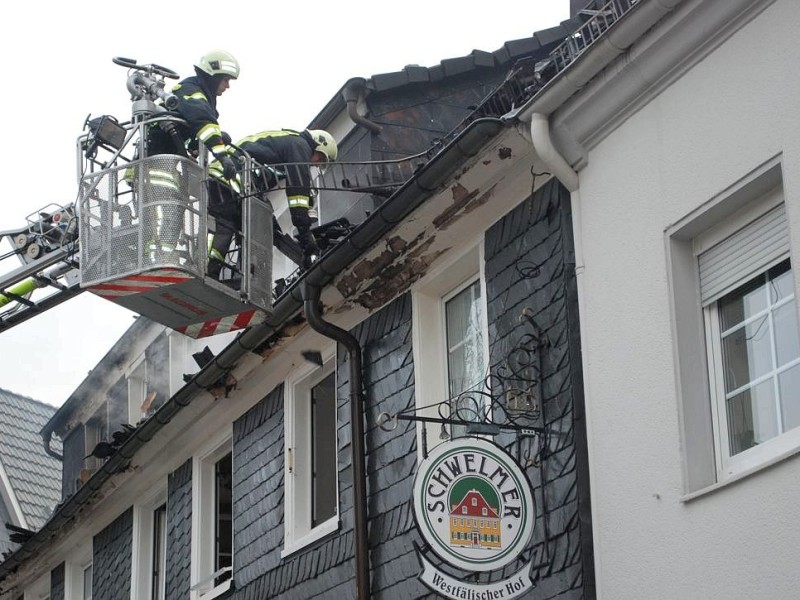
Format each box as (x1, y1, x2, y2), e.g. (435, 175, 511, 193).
(0, 203, 82, 332)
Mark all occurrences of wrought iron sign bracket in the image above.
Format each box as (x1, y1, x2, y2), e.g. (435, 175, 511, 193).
(377, 306, 552, 443)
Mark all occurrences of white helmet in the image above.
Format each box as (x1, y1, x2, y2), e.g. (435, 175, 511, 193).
(308, 130, 338, 162)
(195, 50, 240, 79)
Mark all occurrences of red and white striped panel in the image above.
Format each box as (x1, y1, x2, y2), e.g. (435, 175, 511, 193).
(88, 269, 193, 300)
(175, 309, 265, 338)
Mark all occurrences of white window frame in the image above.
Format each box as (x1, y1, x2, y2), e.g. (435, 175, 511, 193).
(282, 345, 339, 557)
(65, 551, 93, 600)
(704, 257, 800, 478)
(84, 403, 108, 472)
(82, 563, 93, 600)
(127, 353, 147, 425)
(168, 330, 189, 397)
(190, 428, 233, 600)
(411, 243, 490, 455)
(667, 157, 800, 497)
(131, 485, 167, 600)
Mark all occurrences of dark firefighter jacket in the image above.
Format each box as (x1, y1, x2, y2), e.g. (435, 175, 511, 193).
(236, 130, 318, 217)
(148, 73, 230, 158)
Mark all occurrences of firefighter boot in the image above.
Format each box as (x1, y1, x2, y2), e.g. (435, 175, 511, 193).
(297, 228, 320, 269)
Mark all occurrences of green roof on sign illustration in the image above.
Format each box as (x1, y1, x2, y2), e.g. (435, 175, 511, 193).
(449, 477, 500, 510)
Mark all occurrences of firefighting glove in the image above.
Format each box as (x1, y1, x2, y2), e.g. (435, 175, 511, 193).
(219, 155, 237, 180)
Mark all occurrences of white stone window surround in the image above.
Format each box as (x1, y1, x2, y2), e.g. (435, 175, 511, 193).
(667, 156, 800, 499)
(282, 345, 340, 558)
(411, 241, 490, 456)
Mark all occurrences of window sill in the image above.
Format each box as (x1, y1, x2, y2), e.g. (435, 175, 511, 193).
(681, 443, 800, 503)
(280, 516, 340, 558)
(190, 568, 233, 600)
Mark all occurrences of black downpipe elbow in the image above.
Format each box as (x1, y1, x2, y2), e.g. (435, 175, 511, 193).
(42, 429, 63, 461)
(343, 78, 382, 134)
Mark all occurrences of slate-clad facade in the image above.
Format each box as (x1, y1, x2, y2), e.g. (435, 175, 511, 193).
(93, 509, 133, 600)
(166, 460, 193, 600)
(23, 180, 592, 600)
(163, 179, 588, 599)
(484, 181, 592, 595)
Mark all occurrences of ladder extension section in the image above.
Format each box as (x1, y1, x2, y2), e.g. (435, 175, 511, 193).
(0, 204, 81, 332)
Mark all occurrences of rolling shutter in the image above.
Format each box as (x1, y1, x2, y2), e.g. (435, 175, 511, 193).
(698, 204, 789, 305)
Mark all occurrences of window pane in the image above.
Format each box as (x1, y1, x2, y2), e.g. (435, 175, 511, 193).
(779, 363, 800, 432)
(774, 302, 800, 366)
(715, 259, 800, 462)
(727, 379, 777, 455)
(446, 281, 484, 397)
(721, 317, 772, 392)
(83, 565, 93, 600)
(152, 504, 167, 600)
(215, 453, 233, 586)
(446, 280, 485, 438)
(312, 372, 337, 526)
(719, 275, 767, 331)
(768, 259, 792, 301)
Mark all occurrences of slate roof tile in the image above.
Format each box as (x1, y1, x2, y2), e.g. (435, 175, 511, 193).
(0, 388, 61, 530)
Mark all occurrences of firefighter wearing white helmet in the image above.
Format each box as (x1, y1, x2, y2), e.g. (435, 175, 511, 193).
(207, 128, 339, 272)
(164, 50, 240, 176)
(195, 49, 240, 80)
(142, 50, 241, 261)
(308, 129, 338, 162)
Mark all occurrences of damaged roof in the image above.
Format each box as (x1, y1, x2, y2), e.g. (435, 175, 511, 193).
(0, 389, 61, 532)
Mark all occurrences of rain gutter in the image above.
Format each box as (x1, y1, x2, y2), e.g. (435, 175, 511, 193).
(1, 116, 505, 586)
(510, 0, 684, 191)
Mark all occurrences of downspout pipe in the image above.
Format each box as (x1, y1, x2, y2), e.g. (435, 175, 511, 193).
(530, 113, 578, 193)
(303, 281, 370, 600)
(343, 78, 383, 134)
(42, 431, 62, 461)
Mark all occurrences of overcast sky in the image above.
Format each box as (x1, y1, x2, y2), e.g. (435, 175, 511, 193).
(0, 0, 569, 406)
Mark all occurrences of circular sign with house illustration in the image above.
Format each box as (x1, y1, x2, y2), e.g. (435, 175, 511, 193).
(413, 437, 534, 572)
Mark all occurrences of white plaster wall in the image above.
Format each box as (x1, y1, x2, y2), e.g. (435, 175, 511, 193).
(572, 0, 800, 597)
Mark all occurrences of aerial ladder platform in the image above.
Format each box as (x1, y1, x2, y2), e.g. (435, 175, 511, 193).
(0, 58, 423, 338)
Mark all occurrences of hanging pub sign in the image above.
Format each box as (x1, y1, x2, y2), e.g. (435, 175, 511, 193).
(412, 437, 535, 599)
